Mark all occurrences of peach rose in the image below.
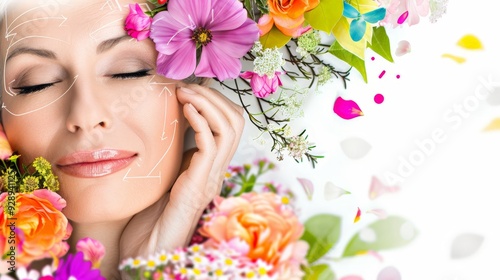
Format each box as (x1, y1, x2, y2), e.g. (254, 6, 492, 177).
(258, 0, 319, 37)
(0, 189, 72, 267)
(0, 125, 13, 160)
(199, 192, 308, 277)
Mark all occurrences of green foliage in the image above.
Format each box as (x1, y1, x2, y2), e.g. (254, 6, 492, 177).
(368, 26, 394, 62)
(329, 41, 367, 82)
(303, 264, 337, 280)
(342, 216, 418, 257)
(305, 0, 344, 34)
(301, 214, 341, 263)
(260, 26, 292, 49)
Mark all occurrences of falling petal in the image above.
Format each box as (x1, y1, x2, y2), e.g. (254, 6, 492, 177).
(297, 177, 314, 200)
(377, 266, 401, 280)
(340, 276, 364, 280)
(367, 250, 384, 262)
(484, 119, 500, 131)
(354, 207, 361, 223)
(450, 233, 484, 259)
(324, 182, 351, 200)
(442, 54, 466, 63)
(397, 11, 409, 24)
(457, 34, 483, 50)
(369, 176, 400, 200)
(395, 40, 411, 56)
(367, 209, 388, 219)
(334, 97, 364, 120)
(340, 137, 372, 159)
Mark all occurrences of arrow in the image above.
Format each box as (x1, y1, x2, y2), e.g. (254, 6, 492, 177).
(5, 4, 51, 36)
(89, 18, 124, 41)
(6, 15, 67, 38)
(3, 75, 79, 117)
(160, 87, 170, 141)
(148, 75, 175, 91)
(122, 119, 179, 182)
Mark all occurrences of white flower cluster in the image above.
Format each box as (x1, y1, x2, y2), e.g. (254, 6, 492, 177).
(252, 42, 285, 77)
(429, 0, 448, 23)
(287, 135, 311, 161)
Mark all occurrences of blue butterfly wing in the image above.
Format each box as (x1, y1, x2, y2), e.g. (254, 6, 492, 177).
(362, 7, 386, 24)
(350, 18, 366, 42)
(343, 1, 360, 18)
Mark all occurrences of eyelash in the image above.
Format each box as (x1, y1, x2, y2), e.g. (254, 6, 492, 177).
(12, 70, 153, 95)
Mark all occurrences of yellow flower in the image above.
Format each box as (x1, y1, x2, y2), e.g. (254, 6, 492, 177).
(43, 173, 60, 192)
(32, 157, 53, 177)
(20, 176, 40, 193)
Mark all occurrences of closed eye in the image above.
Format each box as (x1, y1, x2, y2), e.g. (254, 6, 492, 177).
(12, 82, 58, 95)
(111, 69, 152, 79)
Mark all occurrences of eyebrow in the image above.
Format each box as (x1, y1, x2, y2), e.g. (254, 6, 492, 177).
(6, 35, 131, 62)
(96, 35, 131, 54)
(6, 48, 57, 62)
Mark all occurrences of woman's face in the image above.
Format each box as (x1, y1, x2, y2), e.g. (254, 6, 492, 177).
(0, 0, 186, 223)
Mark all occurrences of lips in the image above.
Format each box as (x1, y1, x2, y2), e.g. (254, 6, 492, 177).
(56, 149, 137, 178)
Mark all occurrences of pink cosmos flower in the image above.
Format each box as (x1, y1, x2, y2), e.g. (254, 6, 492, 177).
(240, 71, 282, 98)
(378, 0, 430, 27)
(124, 3, 152, 41)
(76, 237, 106, 269)
(150, 0, 259, 81)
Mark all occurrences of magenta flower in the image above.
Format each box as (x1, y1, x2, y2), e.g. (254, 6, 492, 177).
(240, 71, 282, 98)
(124, 3, 152, 41)
(333, 97, 364, 119)
(150, 0, 259, 81)
(54, 252, 105, 280)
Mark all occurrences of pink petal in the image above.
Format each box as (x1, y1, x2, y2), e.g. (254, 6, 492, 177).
(151, 12, 193, 55)
(354, 207, 361, 223)
(377, 266, 401, 280)
(76, 238, 106, 268)
(163, 0, 209, 28)
(366, 208, 388, 219)
(297, 178, 314, 200)
(333, 97, 364, 119)
(395, 40, 411, 56)
(33, 189, 66, 211)
(209, 0, 248, 31)
(195, 43, 242, 80)
(369, 176, 400, 200)
(397, 11, 409, 24)
(211, 21, 259, 58)
(156, 41, 197, 80)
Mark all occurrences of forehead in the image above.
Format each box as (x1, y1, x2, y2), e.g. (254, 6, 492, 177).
(1, 0, 146, 42)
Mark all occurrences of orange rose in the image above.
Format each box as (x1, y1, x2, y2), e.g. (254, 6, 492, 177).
(258, 0, 320, 37)
(0, 189, 72, 267)
(199, 192, 308, 277)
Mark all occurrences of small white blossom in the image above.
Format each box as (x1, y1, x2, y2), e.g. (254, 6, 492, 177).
(253, 47, 285, 77)
(296, 31, 321, 57)
(429, 0, 448, 23)
(287, 135, 311, 160)
(318, 66, 333, 86)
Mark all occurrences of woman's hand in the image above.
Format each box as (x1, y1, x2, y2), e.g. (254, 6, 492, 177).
(119, 84, 244, 264)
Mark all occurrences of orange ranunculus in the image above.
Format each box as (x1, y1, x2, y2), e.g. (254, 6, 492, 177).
(199, 192, 308, 278)
(258, 0, 320, 37)
(0, 189, 72, 267)
(0, 125, 13, 160)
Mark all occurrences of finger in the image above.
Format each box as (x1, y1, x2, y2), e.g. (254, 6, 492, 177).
(178, 86, 244, 168)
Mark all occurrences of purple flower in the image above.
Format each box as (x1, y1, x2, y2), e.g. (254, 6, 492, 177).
(124, 3, 152, 41)
(150, 0, 259, 81)
(54, 252, 105, 280)
(240, 71, 282, 98)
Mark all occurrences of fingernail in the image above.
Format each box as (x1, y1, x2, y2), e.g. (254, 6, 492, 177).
(180, 87, 196, 95)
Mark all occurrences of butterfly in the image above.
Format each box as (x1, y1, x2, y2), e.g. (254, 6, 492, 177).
(343, 1, 386, 42)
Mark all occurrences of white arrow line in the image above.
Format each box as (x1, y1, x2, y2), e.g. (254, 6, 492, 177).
(3, 75, 79, 117)
(89, 18, 124, 41)
(122, 119, 179, 182)
(6, 16, 67, 37)
(160, 87, 170, 141)
(5, 4, 51, 34)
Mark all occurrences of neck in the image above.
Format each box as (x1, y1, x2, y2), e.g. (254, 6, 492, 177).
(68, 218, 130, 280)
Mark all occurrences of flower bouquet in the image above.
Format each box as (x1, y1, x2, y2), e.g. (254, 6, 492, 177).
(124, 0, 448, 167)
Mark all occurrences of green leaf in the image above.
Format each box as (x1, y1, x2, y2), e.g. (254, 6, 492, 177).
(301, 214, 341, 263)
(304, 0, 344, 34)
(303, 264, 336, 280)
(368, 26, 394, 62)
(260, 26, 291, 49)
(329, 41, 367, 82)
(342, 216, 417, 257)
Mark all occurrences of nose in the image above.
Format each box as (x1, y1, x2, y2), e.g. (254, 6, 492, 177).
(65, 77, 112, 133)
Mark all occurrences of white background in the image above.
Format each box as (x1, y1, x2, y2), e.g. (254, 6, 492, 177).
(224, 0, 500, 279)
